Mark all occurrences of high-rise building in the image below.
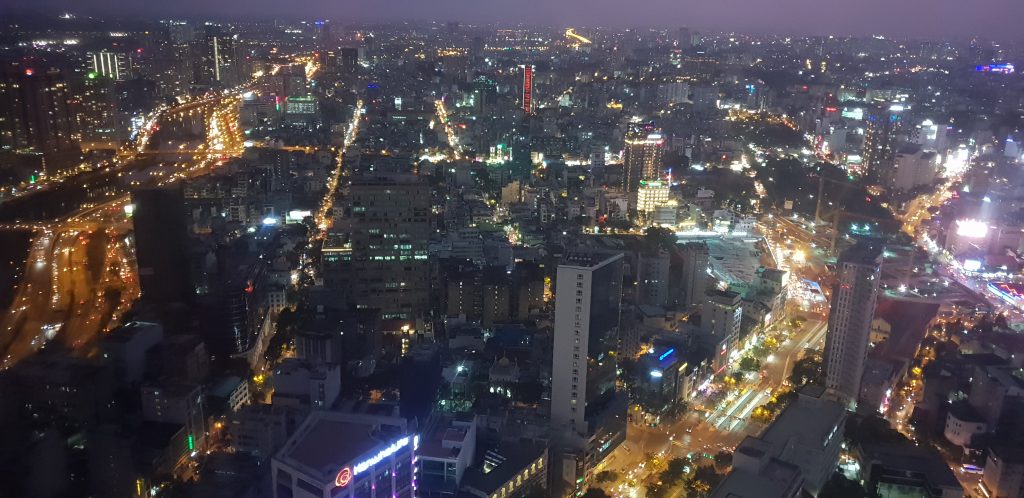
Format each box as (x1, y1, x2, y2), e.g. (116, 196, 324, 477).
(131, 186, 193, 305)
(622, 124, 665, 193)
(78, 72, 125, 147)
(862, 105, 902, 180)
(892, 144, 939, 192)
(0, 65, 79, 158)
(701, 289, 742, 341)
(203, 31, 240, 87)
(522, 65, 534, 114)
(677, 27, 692, 49)
(823, 241, 882, 409)
(550, 253, 626, 489)
(347, 174, 431, 324)
(86, 50, 131, 81)
(680, 241, 710, 308)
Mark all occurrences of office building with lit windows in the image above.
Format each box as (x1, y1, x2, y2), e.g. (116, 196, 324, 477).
(347, 173, 431, 323)
(550, 253, 626, 491)
(0, 65, 79, 158)
(272, 411, 416, 498)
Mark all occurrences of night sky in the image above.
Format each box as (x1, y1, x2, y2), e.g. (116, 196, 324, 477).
(14, 0, 1024, 41)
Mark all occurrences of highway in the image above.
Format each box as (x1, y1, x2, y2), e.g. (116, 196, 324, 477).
(0, 94, 246, 370)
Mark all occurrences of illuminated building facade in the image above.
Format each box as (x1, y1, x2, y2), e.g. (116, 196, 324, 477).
(521, 65, 534, 114)
(0, 65, 79, 156)
(823, 242, 882, 409)
(86, 50, 131, 80)
(550, 253, 627, 491)
(79, 71, 126, 146)
(621, 124, 665, 193)
(862, 105, 902, 180)
(636, 180, 670, 222)
(272, 411, 417, 498)
(203, 31, 241, 87)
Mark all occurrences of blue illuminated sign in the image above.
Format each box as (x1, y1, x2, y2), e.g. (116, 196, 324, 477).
(658, 348, 675, 361)
(352, 436, 411, 475)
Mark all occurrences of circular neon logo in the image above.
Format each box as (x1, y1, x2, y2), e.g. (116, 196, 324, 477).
(335, 467, 352, 487)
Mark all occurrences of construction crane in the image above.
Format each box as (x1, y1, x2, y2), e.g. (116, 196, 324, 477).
(813, 173, 861, 225)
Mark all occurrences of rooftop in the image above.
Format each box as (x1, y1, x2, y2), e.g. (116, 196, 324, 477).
(761, 386, 845, 452)
(839, 240, 884, 267)
(275, 411, 409, 483)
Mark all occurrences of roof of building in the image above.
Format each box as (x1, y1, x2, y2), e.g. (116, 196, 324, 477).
(872, 299, 940, 363)
(839, 241, 884, 266)
(761, 386, 845, 452)
(989, 445, 1024, 464)
(461, 442, 547, 495)
(711, 457, 802, 498)
(275, 411, 409, 484)
(561, 251, 623, 269)
(859, 441, 961, 490)
(947, 400, 985, 424)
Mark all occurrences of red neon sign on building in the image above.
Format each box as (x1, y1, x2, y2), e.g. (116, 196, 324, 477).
(522, 65, 533, 114)
(335, 467, 352, 487)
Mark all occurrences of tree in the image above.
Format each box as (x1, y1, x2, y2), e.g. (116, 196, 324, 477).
(819, 472, 868, 498)
(646, 483, 668, 498)
(581, 489, 611, 498)
(686, 465, 724, 497)
(738, 356, 761, 372)
(595, 470, 619, 484)
(660, 457, 688, 485)
(644, 226, 677, 250)
(713, 451, 733, 473)
(789, 354, 823, 386)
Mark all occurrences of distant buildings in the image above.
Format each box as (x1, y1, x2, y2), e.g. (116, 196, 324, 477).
(893, 144, 939, 192)
(824, 241, 882, 409)
(86, 50, 131, 80)
(199, 28, 242, 87)
(0, 65, 79, 161)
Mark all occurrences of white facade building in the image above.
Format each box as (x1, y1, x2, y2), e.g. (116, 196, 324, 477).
(824, 242, 882, 409)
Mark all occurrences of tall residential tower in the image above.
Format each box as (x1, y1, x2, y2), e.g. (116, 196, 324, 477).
(551, 253, 626, 490)
(823, 241, 883, 409)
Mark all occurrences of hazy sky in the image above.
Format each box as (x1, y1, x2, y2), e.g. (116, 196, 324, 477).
(20, 0, 1024, 41)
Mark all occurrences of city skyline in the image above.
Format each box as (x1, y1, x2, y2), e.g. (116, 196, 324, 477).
(2, 8, 1024, 498)
(5, 0, 1024, 42)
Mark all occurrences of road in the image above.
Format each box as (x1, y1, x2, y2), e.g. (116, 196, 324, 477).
(0, 95, 245, 370)
(598, 318, 828, 497)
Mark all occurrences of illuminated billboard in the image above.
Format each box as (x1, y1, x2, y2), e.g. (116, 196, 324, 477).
(988, 282, 1024, 305)
(976, 63, 1015, 74)
(955, 219, 989, 239)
